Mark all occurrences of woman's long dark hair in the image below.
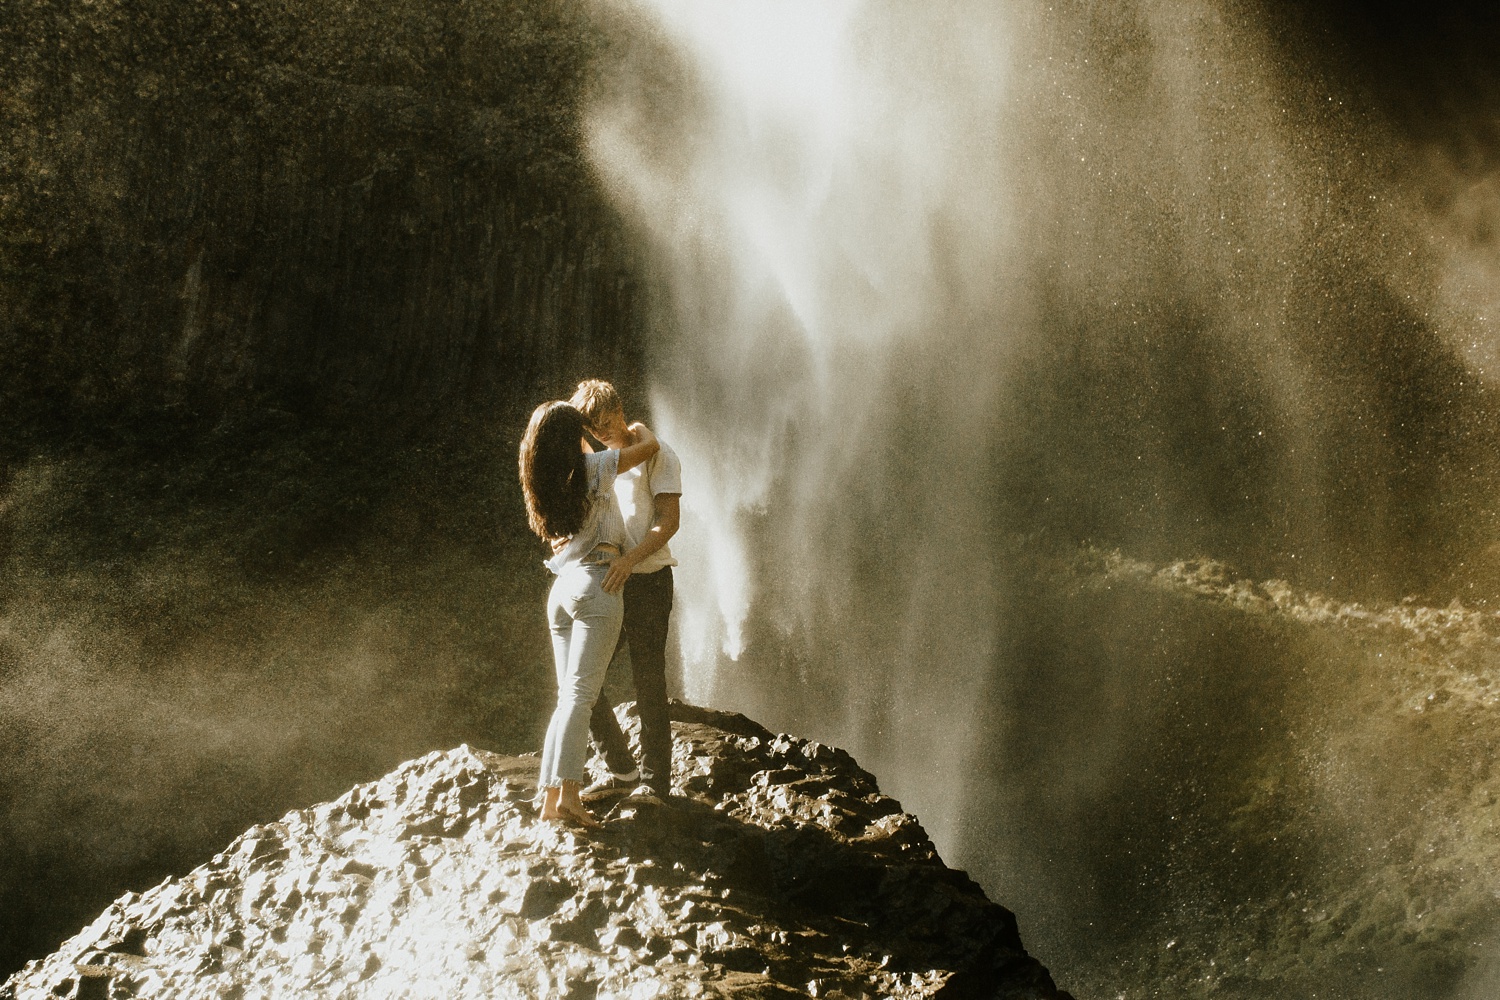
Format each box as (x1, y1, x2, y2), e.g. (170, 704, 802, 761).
(519, 401, 589, 540)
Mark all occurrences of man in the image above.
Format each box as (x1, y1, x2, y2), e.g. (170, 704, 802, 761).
(568, 379, 681, 800)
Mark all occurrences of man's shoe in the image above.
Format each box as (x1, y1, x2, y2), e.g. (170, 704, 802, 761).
(582, 769, 640, 801)
(629, 783, 665, 805)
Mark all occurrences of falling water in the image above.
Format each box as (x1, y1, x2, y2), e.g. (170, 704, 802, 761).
(586, 0, 1500, 996)
(587, 0, 1018, 840)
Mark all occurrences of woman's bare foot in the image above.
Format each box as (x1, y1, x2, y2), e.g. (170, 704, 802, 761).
(541, 779, 599, 827)
(537, 784, 561, 819)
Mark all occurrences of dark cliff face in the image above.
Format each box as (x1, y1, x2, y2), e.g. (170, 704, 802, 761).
(1, 705, 1073, 1000)
(0, 0, 649, 979)
(0, 0, 640, 433)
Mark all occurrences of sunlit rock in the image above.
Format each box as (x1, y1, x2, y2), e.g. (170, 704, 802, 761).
(2, 704, 1071, 999)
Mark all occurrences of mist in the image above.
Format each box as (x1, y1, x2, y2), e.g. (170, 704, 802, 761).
(585, 0, 1500, 996)
(0, 0, 641, 974)
(0, 416, 575, 973)
(6, 0, 1500, 994)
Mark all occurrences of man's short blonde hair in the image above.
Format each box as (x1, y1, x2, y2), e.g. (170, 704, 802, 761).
(569, 379, 623, 425)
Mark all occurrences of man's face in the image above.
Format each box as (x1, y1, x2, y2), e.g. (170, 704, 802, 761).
(590, 407, 629, 449)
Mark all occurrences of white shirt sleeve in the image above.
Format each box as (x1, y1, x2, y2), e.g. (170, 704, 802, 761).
(651, 441, 683, 496)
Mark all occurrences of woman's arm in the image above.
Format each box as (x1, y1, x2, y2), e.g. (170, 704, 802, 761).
(616, 422, 659, 474)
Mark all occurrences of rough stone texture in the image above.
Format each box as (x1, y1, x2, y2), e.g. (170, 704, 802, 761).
(1, 0, 640, 428)
(2, 704, 1071, 1000)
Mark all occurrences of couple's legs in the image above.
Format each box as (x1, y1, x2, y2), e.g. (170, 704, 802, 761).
(588, 567, 674, 785)
(539, 565, 623, 799)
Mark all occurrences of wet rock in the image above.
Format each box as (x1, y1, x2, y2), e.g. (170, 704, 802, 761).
(2, 704, 1072, 999)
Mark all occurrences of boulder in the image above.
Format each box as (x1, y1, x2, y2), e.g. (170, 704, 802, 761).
(3, 703, 1071, 999)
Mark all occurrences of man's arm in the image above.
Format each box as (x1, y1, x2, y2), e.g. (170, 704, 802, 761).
(602, 493, 680, 593)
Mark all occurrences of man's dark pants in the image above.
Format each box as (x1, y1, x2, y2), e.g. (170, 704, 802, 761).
(589, 566, 673, 784)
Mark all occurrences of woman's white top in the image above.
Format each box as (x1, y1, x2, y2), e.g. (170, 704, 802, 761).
(544, 449, 627, 574)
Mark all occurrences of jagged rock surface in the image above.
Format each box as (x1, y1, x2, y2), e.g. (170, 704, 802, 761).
(3, 704, 1070, 999)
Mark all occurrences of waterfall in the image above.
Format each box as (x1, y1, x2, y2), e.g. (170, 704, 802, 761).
(586, 0, 1018, 844)
(584, 1, 1500, 996)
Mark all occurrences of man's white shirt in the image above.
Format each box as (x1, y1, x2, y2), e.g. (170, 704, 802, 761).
(615, 439, 681, 574)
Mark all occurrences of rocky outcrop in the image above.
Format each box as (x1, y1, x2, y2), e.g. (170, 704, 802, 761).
(3, 704, 1070, 999)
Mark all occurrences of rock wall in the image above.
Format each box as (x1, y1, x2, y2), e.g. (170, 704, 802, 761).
(0, 0, 655, 977)
(0, 0, 640, 431)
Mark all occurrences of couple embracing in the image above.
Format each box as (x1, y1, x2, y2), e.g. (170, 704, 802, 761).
(517, 380, 682, 826)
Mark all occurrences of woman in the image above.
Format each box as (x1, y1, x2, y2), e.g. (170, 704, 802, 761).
(518, 400, 658, 825)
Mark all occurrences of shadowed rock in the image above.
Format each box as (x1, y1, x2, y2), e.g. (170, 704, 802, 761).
(2, 704, 1072, 999)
